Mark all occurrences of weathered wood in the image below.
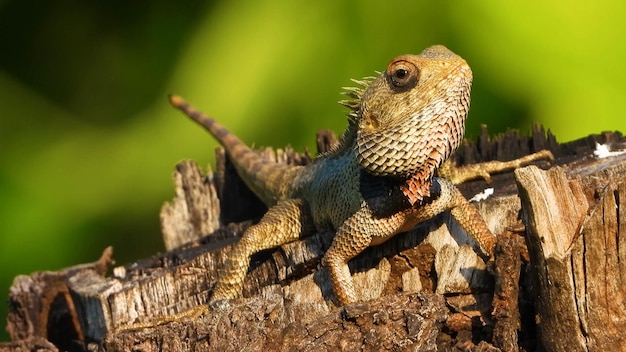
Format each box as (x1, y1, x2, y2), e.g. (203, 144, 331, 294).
(492, 232, 523, 352)
(104, 292, 448, 352)
(3, 247, 113, 352)
(516, 165, 626, 352)
(3, 127, 626, 352)
(0, 337, 58, 352)
(160, 161, 221, 250)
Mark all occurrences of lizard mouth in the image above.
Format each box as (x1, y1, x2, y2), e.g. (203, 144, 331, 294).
(356, 104, 468, 178)
(354, 46, 472, 203)
(355, 70, 471, 177)
(357, 102, 469, 205)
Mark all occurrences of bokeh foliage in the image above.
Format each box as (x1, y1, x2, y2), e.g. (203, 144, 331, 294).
(0, 0, 624, 341)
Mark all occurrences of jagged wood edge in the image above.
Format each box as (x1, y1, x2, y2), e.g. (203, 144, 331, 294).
(101, 126, 626, 351)
(5, 126, 626, 352)
(81, 127, 626, 346)
(515, 166, 626, 351)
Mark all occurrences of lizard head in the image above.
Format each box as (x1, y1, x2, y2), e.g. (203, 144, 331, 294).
(354, 45, 473, 180)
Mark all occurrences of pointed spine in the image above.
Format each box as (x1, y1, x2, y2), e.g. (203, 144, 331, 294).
(338, 76, 376, 117)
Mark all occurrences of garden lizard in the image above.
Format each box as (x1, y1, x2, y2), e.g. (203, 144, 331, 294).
(170, 45, 552, 307)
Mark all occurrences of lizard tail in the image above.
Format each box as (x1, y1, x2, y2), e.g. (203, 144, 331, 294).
(169, 95, 302, 205)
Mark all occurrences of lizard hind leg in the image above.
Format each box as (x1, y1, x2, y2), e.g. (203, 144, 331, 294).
(210, 198, 315, 303)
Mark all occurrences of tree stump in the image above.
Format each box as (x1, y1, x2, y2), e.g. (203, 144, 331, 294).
(2, 125, 626, 352)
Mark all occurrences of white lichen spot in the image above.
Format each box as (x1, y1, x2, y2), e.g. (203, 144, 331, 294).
(593, 143, 626, 158)
(469, 187, 494, 203)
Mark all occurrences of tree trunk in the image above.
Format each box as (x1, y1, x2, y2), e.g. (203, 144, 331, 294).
(3, 126, 626, 352)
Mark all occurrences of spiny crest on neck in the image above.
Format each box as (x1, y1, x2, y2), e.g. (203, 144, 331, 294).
(338, 75, 377, 124)
(318, 75, 376, 158)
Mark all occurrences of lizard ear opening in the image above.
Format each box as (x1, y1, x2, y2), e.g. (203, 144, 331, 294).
(386, 59, 419, 92)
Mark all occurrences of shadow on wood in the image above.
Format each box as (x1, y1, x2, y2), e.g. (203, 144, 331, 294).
(3, 126, 626, 352)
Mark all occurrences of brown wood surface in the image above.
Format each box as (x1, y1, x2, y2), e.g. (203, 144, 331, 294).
(2, 126, 626, 352)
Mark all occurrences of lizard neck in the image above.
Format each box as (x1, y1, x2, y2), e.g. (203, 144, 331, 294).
(318, 121, 358, 160)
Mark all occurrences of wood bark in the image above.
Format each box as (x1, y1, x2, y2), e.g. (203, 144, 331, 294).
(516, 166, 626, 352)
(2, 125, 626, 352)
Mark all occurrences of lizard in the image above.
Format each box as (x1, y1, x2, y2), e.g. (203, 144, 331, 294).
(169, 45, 553, 307)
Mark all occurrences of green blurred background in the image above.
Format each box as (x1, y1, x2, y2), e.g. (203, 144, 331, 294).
(0, 0, 624, 341)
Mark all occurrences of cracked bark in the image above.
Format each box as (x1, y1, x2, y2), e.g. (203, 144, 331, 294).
(516, 166, 626, 352)
(3, 126, 626, 352)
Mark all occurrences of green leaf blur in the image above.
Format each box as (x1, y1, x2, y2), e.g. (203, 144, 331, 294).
(0, 0, 624, 341)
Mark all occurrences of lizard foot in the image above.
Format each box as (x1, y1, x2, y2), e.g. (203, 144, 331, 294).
(115, 304, 210, 333)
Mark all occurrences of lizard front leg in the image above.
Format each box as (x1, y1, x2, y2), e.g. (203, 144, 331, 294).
(322, 206, 394, 306)
(211, 198, 316, 302)
(440, 150, 554, 185)
(323, 178, 495, 306)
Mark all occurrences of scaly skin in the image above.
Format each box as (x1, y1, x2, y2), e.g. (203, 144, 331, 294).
(170, 45, 549, 306)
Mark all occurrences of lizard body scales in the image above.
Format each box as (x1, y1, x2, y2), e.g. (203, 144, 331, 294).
(171, 45, 498, 306)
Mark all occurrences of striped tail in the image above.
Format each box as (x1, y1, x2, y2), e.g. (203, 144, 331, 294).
(169, 95, 303, 206)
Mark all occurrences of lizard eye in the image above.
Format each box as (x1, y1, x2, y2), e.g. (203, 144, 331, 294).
(395, 68, 408, 78)
(387, 59, 419, 91)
